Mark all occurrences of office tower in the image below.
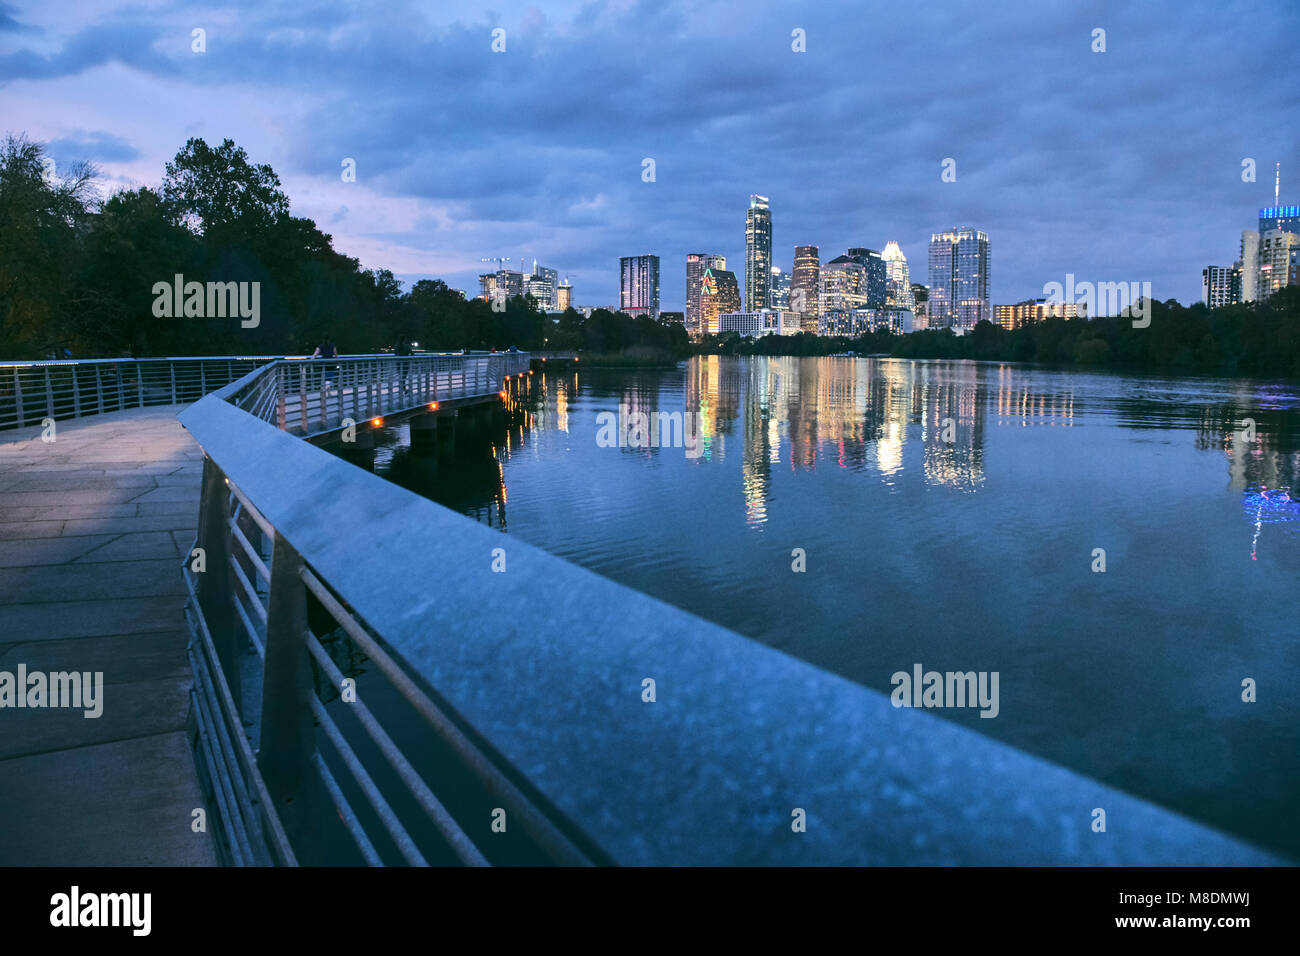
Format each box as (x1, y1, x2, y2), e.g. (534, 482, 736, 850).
(820, 255, 868, 313)
(846, 248, 888, 307)
(557, 283, 573, 310)
(1240, 230, 1260, 301)
(1201, 265, 1243, 309)
(686, 253, 727, 334)
(792, 245, 820, 333)
(699, 267, 742, 334)
(619, 255, 660, 318)
(928, 228, 990, 331)
(1258, 230, 1300, 301)
(528, 263, 559, 308)
(770, 266, 791, 310)
(882, 241, 914, 309)
(745, 195, 772, 311)
(911, 283, 929, 330)
(479, 270, 524, 302)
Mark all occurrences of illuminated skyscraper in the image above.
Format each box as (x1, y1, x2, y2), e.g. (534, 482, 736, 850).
(928, 228, 990, 331)
(792, 245, 820, 333)
(1201, 265, 1243, 309)
(686, 253, 726, 335)
(745, 195, 772, 311)
(846, 248, 887, 307)
(770, 266, 791, 310)
(1258, 230, 1300, 301)
(1241, 230, 1260, 301)
(699, 267, 742, 334)
(619, 254, 660, 318)
(882, 241, 914, 310)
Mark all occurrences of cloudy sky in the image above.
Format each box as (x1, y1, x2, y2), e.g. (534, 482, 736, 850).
(2, 0, 1297, 309)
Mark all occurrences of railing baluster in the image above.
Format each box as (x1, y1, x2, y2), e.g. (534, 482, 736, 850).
(258, 533, 323, 861)
(196, 459, 241, 711)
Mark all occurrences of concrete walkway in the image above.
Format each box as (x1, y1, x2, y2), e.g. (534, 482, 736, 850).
(0, 406, 216, 865)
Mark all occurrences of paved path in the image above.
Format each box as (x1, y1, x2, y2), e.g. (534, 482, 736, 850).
(0, 406, 216, 865)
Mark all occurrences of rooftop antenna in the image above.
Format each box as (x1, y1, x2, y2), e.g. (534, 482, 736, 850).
(1275, 163, 1282, 228)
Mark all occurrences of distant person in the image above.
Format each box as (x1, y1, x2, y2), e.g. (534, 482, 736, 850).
(312, 336, 338, 391)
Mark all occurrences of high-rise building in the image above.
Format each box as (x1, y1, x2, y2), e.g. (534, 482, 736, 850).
(619, 255, 660, 318)
(846, 248, 888, 307)
(1258, 205, 1300, 236)
(882, 241, 914, 310)
(557, 283, 573, 311)
(1240, 230, 1260, 302)
(1258, 230, 1300, 301)
(699, 267, 742, 334)
(820, 255, 868, 313)
(910, 283, 929, 330)
(526, 263, 559, 309)
(686, 253, 726, 335)
(770, 266, 791, 310)
(1201, 265, 1243, 309)
(745, 195, 772, 311)
(479, 270, 525, 302)
(791, 245, 820, 333)
(928, 228, 990, 331)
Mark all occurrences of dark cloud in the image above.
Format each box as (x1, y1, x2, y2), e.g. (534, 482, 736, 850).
(2, 0, 1297, 307)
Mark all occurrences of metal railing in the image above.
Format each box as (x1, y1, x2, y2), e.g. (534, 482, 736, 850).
(175, 353, 1284, 867)
(0, 352, 521, 431)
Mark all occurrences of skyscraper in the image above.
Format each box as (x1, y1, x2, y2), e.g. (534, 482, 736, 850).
(1258, 230, 1300, 301)
(770, 266, 791, 310)
(820, 255, 868, 313)
(686, 253, 727, 335)
(846, 248, 888, 307)
(791, 245, 820, 333)
(529, 263, 559, 309)
(1241, 230, 1260, 302)
(745, 195, 772, 312)
(1201, 265, 1243, 308)
(699, 267, 742, 335)
(882, 241, 914, 310)
(928, 228, 990, 331)
(619, 255, 660, 318)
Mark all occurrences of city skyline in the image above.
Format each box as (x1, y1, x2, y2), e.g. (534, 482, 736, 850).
(2, 1, 1295, 311)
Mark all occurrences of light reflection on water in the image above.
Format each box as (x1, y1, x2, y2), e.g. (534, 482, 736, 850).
(370, 356, 1300, 858)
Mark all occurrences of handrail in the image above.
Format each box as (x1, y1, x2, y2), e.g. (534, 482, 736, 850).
(174, 352, 1284, 867)
(0, 352, 523, 430)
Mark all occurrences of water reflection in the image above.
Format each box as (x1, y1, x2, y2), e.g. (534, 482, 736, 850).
(354, 356, 1300, 857)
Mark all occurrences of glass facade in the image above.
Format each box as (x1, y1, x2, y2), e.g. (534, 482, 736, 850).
(619, 255, 661, 318)
(928, 228, 990, 331)
(745, 195, 772, 312)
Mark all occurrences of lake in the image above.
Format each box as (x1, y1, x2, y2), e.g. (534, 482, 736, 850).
(365, 355, 1300, 858)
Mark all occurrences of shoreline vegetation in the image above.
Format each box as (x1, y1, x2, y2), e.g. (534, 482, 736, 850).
(4, 133, 1299, 380)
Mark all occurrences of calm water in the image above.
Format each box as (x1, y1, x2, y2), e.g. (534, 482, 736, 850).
(368, 356, 1300, 858)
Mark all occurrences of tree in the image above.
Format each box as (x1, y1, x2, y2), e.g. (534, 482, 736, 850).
(162, 137, 289, 240)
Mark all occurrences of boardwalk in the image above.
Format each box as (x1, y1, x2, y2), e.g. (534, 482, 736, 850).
(0, 406, 215, 865)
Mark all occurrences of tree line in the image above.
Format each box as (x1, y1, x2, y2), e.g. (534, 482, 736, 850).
(0, 134, 687, 360)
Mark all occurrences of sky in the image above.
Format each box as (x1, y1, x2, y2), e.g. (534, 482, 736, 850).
(2, 0, 1298, 310)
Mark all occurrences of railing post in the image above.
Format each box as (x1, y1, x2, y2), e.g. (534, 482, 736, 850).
(13, 367, 24, 428)
(94, 366, 104, 416)
(170, 363, 178, 403)
(258, 533, 322, 861)
(196, 458, 241, 711)
(136, 363, 145, 408)
(299, 365, 308, 433)
(71, 366, 82, 418)
(43, 367, 54, 420)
